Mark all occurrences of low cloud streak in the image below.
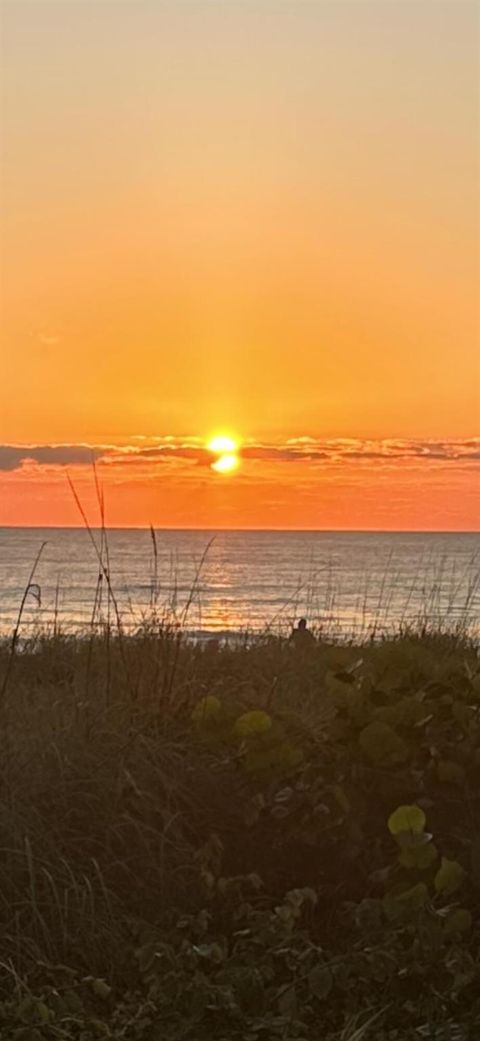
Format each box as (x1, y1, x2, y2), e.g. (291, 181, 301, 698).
(0, 437, 479, 474)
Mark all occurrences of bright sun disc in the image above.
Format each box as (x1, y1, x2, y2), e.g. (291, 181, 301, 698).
(207, 435, 237, 454)
(211, 453, 239, 474)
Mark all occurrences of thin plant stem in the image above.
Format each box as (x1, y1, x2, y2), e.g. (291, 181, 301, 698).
(0, 541, 47, 705)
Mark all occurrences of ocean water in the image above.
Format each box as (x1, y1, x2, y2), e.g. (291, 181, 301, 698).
(0, 528, 478, 640)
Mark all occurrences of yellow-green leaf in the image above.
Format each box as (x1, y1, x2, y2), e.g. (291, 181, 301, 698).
(191, 695, 222, 724)
(388, 804, 426, 837)
(234, 710, 273, 738)
(35, 1002, 51, 1024)
(434, 857, 466, 896)
(91, 979, 112, 1000)
(245, 740, 303, 777)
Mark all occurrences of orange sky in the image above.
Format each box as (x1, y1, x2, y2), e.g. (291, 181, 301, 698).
(0, 1, 479, 529)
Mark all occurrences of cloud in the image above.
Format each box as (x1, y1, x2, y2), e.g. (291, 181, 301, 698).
(240, 445, 319, 462)
(0, 444, 101, 471)
(241, 438, 480, 464)
(104, 444, 211, 467)
(0, 437, 479, 473)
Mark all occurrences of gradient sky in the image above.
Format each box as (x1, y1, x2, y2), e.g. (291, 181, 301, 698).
(0, 0, 478, 528)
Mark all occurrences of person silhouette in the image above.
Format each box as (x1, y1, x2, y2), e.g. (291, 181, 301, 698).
(290, 617, 315, 645)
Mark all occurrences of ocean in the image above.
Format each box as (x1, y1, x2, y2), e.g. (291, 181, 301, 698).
(0, 528, 479, 640)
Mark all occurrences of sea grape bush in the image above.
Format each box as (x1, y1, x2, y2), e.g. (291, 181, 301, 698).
(0, 632, 479, 1037)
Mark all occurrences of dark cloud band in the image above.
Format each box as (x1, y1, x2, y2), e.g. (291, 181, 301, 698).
(0, 445, 101, 471)
(0, 438, 478, 473)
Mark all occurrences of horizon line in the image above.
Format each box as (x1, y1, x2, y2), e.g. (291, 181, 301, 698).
(0, 525, 478, 536)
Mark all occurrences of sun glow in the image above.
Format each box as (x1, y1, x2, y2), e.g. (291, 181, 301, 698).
(211, 453, 239, 474)
(207, 433, 240, 475)
(207, 435, 237, 454)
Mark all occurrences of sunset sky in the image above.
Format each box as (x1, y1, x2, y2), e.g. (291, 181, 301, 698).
(0, 0, 478, 529)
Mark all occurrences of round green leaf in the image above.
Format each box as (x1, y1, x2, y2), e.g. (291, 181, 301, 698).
(399, 842, 438, 871)
(234, 710, 273, 738)
(91, 979, 112, 1000)
(388, 804, 426, 837)
(434, 857, 466, 896)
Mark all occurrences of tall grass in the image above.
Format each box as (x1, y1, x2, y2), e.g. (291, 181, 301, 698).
(0, 621, 478, 1033)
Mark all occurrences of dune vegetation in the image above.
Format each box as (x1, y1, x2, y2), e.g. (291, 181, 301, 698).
(0, 615, 479, 1040)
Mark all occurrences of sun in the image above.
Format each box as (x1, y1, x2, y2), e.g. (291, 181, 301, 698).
(207, 433, 240, 475)
(207, 435, 237, 454)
